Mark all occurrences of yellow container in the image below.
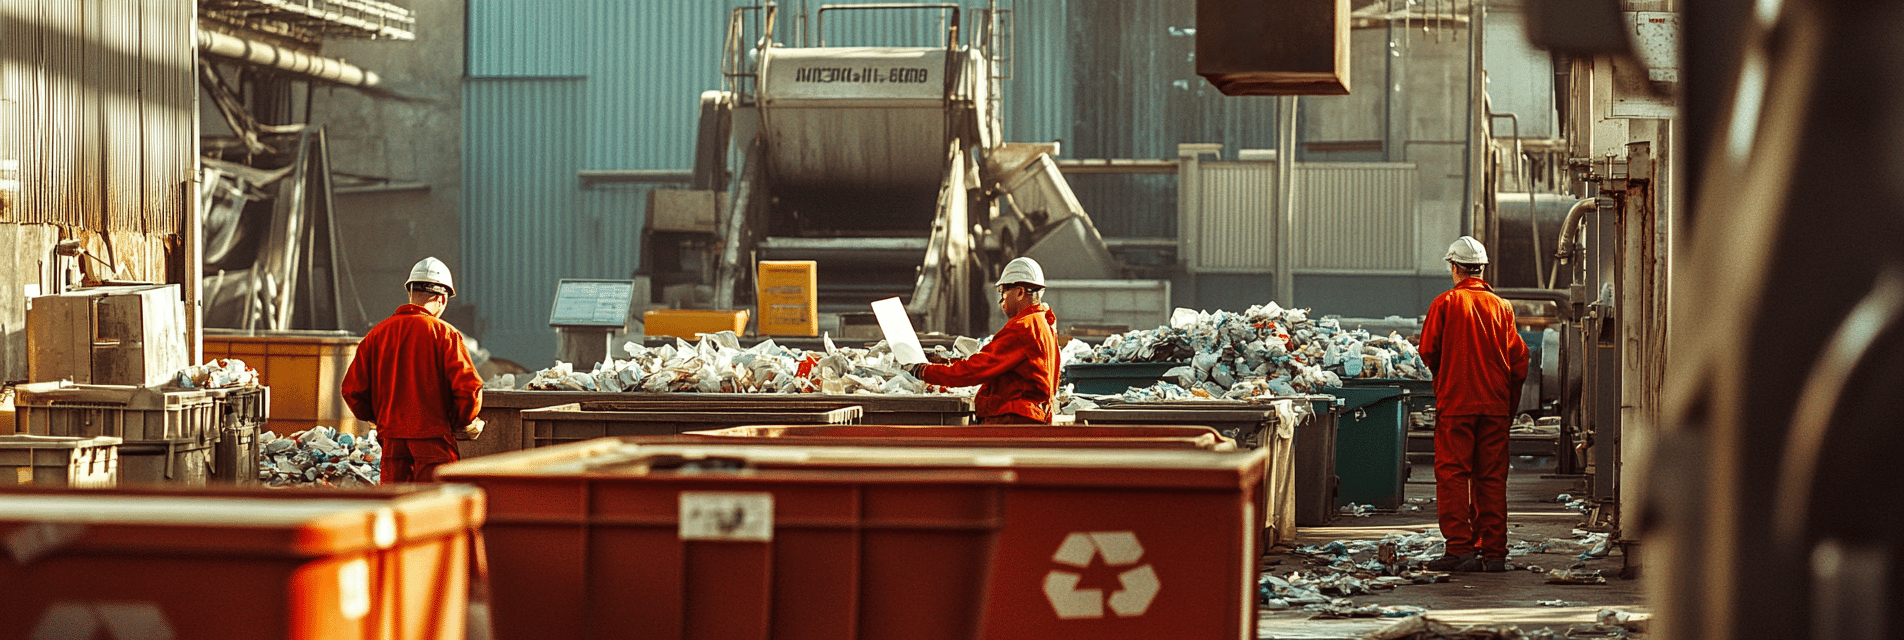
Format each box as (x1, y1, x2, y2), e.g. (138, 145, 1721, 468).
(756, 260, 818, 336)
(642, 309, 749, 339)
(202, 331, 364, 436)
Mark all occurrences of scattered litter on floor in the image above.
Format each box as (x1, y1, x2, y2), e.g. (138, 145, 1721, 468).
(1546, 568, 1609, 585)
(1307, 602, 1426, 619)
(1362, 614, 1642, 640)
(1339, 503, 1380, 517)
(1402, 496, 1435, 512)
(1595, 608, 1647, 632)
(1537, 600, 1589, 607)
(258, 427, 380, 487)
(174, 358, 259, 389)
(1508, 530, 1613, 560)
(1556, 493, 1594, 513)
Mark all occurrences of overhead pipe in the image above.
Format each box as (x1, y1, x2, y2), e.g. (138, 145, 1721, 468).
(1549, 197, 1601, 289)
(198, 29, 381, 87)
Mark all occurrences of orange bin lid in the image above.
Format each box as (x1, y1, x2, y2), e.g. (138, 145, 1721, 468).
(0, 485, 483, 558)
(440, 438, 1265, 492)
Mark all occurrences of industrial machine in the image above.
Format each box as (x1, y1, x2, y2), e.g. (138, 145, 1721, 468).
(674, 2, 1118, 337)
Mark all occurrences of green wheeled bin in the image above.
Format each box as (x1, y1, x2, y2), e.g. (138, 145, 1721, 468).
(1293, 394, 1341, 526)
(1326, 386, 1408, 510)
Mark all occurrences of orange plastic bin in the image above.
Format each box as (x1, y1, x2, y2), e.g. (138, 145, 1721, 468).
(442, 440, 1265, 640)
(0, 484, 483, 640)
(437, 442, 1012, 640)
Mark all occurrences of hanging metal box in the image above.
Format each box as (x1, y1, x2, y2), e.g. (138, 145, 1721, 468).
(647, 189, 726, 233)
(1196, 0, 1352, 95)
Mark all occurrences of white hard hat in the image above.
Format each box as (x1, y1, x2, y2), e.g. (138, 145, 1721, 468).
(995, 257, 1046, 288)
(406, 257, 456, 297)
(1445, 236, 1489, 265)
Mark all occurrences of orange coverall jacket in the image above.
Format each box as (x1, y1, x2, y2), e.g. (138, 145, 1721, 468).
(342, 304, 484, 439)
(920, 303, 1059, 422)
(1418, 278, 1529, 417)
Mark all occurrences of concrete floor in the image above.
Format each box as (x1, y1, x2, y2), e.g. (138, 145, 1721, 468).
(1256, 461, 1649, 639)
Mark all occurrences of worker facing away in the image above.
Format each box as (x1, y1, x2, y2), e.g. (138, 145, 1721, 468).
(342, 257, 485, 483)
(1417, 236, 1528, 573)
(907, 257, 1060, 424)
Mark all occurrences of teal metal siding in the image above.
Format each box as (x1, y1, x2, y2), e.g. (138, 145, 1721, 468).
(462, 78, 586, 364)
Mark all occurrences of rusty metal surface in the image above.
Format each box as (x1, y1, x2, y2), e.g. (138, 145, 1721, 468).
(0, 0, 194, 234)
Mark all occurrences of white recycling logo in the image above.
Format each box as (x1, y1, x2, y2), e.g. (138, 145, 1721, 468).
(1042, 531, 1160, 619)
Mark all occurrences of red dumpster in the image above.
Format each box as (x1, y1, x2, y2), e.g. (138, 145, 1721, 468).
(441, 440, 1265, 640)
(0, 484, 483, 640)
(437, 442, 1013, 640)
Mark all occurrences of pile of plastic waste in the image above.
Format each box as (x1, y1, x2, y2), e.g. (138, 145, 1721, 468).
(1073, 303, 1430, 401)
(514, 332, 977, 396)
(258, 426, 380, 487)
(174, 358, 259, 389)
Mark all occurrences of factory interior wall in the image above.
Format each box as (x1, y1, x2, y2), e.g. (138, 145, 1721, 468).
(316, 0, 469, 336)
(1183, 272, 1446, 322)
(0, 224, 60, 380)
(1292, 273, 1449, 321)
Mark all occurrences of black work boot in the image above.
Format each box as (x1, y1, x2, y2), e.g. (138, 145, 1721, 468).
(1458, 556, 1510, 572)
(1424, 553, 1475, 571)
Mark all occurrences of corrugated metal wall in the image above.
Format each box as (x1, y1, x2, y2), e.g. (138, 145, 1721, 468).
(1192, 162, 1275, 272)
(1292, 163, 1420, 272)
(463, 78, 585, 363)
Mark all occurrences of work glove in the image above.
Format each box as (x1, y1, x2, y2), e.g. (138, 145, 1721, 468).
(904, 363, 928, 379)
(463, 418, 485, 441)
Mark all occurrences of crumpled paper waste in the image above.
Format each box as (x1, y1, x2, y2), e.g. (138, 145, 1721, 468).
(522, 332, 976, 397)
(1507, 529, 1612, 560)
(1546, 568, 1608, 585)
(1339, 503, 1379, 518)
(1595, 608, 1647, 632)
(1365, 615, 1637, 640)
(1306, 601, 1426, 619)
(1556, 493, 1595, 514)
(258, 427, 380, 487)
(175, 359, 259, 389)
(1073, 303, 1431, 399)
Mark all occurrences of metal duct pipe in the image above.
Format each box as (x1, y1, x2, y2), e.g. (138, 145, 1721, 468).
(1549, 197, 1600, 289)
(198, 30, 381, 87)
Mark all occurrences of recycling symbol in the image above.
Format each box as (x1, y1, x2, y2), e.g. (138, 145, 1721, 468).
(1042, 531, 1160, 619)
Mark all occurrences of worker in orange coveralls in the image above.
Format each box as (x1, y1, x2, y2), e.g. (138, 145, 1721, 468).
(1417, 236, 1528, 573)
(907, 257, 1059, 424)
(342, 257, 484, 483)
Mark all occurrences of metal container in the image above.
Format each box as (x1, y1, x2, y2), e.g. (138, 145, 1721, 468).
(521, 401, 862, 449)
(27, 285, 188, 386)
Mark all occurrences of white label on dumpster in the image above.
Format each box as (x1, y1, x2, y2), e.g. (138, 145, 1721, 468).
(339, 558, 371, 620)
(30, 601, 176, 639)
(1043, 531, 1160, 619)
(679, 492, 774, 542)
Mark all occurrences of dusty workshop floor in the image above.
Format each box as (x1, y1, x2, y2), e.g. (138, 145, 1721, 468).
(1255, 460, 1649, 639)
